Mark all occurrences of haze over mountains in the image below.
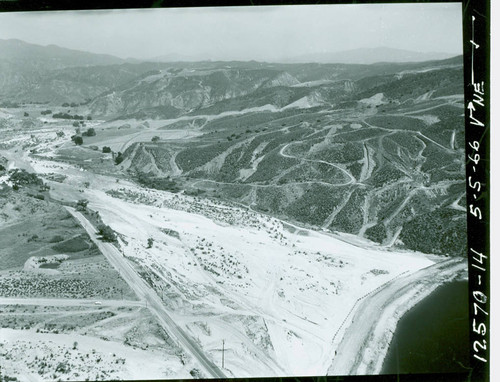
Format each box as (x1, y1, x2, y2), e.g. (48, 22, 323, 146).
(0, 39, 458, 66)
(285, 47, 459, 64)
(0, 39, 461, 106)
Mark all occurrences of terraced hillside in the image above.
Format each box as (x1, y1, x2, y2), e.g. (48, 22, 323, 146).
(119, 57, 465, 257)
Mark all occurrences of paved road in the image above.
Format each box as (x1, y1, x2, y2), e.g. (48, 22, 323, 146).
(0, 298, 143, 308)
(327, 257, 467, 376)
(66, 207, 226, 378)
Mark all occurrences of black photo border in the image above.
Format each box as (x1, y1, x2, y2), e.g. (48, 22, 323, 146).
(0, 1, 490, 382)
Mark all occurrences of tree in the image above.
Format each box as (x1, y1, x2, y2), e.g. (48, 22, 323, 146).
(73, 121, 80, 127)
(87, 115, 92, 120)
(147, 237, 154, 248)
(87, 127, 95, 137)
(76, 199, 89, 211)
(115, 152, 124, 165)
(102, 146, 111, 153)
(82, 127, 96, 137)
(72, 136, 83, 145)
(97, 224, 116, 242)
(151, 136, 160, 142)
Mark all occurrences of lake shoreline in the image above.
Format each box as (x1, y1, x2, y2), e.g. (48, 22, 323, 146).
(381, 280, 469, 374)
(369, 264, 468, 375)
(327, 257, 467, 376)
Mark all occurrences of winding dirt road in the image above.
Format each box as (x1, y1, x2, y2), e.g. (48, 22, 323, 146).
(279, 143, 356, 185)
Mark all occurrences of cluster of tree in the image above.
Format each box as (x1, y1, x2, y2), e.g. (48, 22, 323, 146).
(97, 224, 117, 242)
(82, 128, 96, 137)
(75, 199, 89, 212)
(8, 169, 43, 188)
(70, 128, 97, 145)
(71, 135, 83, 145)
(53, 112, 85, 120)
(135, 173, 181, 193)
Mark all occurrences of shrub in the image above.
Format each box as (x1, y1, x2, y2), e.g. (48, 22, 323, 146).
(97, 224, 116, 242)
(147, 238, 154, 248)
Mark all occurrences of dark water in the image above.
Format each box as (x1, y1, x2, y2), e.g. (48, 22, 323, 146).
(381, 280, 470, 375)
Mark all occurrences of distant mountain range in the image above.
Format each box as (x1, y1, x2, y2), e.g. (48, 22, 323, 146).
(0, 39, 459, 66)
(284, 47, 460, 65)
(0, 39, 462, 106)
(0, 39, 126, 68)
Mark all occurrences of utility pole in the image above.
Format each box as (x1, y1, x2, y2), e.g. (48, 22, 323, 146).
(222, 339, 225, 369)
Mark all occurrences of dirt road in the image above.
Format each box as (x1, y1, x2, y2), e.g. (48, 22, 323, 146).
(66, 207, 226, 379)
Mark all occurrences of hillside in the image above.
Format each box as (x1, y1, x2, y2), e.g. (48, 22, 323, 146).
(0, 40, 163, 104)
(0, 41, 465, 255)
(86, 56, 461, 120)
(115, 58, 465, 257)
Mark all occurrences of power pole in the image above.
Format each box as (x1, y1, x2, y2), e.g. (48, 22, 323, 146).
(222, 339, 225, 369)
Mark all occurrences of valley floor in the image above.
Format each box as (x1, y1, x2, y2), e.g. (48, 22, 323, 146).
(0, 99, 466, 379)
(8, 152, 463, 378)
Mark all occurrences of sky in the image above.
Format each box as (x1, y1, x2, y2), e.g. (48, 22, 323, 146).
(0, 3, 463, 61)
